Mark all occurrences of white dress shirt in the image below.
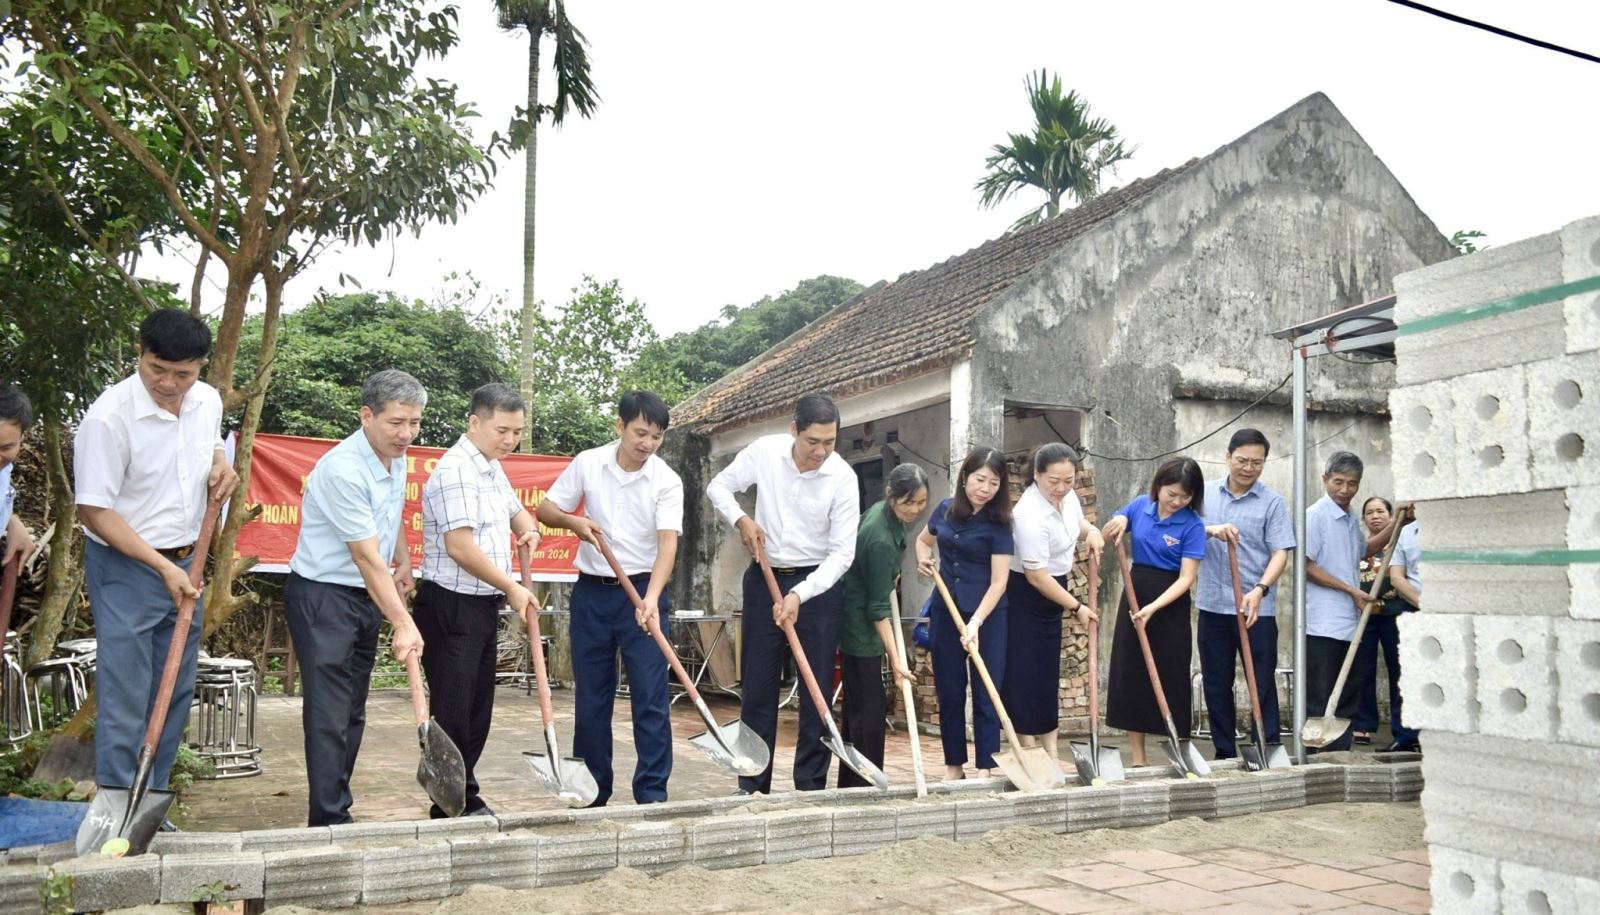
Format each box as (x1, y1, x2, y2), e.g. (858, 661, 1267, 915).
(74, 373, 224, 549)
(1009, 484, 1083, 576)
(419, 436, 525, 596)
(706, 433, 860, 603)
(545, 441, 684, 578)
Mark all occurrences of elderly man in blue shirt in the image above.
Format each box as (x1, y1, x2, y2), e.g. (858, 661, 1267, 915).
(284, 370, 427, 826)
(1196, 429, 1295, 761)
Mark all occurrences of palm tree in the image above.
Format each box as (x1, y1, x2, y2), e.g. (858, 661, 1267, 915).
(976, 71, 1133, 231)
(494, 0, 599, 448)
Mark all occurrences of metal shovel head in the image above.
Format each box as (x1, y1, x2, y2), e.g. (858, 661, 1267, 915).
(523, 750, 600, 808)
(995, 745, 1063, 792)
(688, 720, 770, 777)
(75, 783, 174, 858)
(1160, 739, 1212, 780)
(1263, 742, 1292, 769)
(417, 720, 467, 817)
(1300, 714, 1349, 749)
(823, 734, 889, 790)
(1069, 740, 1103, 786)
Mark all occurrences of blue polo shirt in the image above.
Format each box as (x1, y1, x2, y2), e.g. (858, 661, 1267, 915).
(1305, 494, 1366, 640)
(928, 497, 1014, 617)
(1195, 479, 1296, 617)
(289, 430, 408, 588)
(1114, 494, 1206, 572)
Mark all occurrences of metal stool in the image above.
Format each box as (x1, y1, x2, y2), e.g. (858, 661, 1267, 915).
(3, 630, 32, 745)
(25, 655, 90, 731)
(190, 657, 261, 779)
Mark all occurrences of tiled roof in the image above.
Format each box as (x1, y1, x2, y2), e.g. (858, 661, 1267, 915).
(673, 160, 1201, 435)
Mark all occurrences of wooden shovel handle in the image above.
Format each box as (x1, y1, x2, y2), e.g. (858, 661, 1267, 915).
(139, 496, 223, 752)
(930, 568, 1023, 748)
(1227, 541, 1269, 721)
(1320, 516, 1407, 716)
(516, 542, 558, 729)
(1086, 551, 1100, 741)
(404, 651, 429, 727)
(591, 532, 702, 704)
(755, 552, 836, 725)
(1114, 538, 1180, 726)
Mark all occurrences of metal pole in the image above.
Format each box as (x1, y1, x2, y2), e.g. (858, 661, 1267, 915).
(1291, 342, 1309, 764)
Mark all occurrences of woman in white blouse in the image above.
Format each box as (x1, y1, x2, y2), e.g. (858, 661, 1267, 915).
(1000, 443, 1104, 760)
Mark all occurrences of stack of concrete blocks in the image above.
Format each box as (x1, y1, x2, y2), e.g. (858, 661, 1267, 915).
(1391, 213, 1600, 914)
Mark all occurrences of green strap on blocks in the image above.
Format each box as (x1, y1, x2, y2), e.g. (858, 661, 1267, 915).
(1396, 274, 1600, 338)
(1421, 549, 1600, 566)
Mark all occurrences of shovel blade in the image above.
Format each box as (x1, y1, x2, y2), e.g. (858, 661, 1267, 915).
(1069, 741, 1103, 786)
(1300, 715, 1348, 749)
(822, 735, 888, 789)
(1160, 739, 1211, 780)
(524, 750, 600, 808)
(74, 785, 174, 857)
(1239, 744, 1265, 772)
(1096, 745, 1125, 783)
(688, 720, 770, 777)
(417, 720, 467, 817)
(1264, 743, 1293, 769)
(995, 746, 1063, 792)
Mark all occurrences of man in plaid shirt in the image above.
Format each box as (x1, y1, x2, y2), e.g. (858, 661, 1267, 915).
(416, 382, 541, 817)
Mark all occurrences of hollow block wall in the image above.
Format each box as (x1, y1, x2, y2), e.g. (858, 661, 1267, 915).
(1390, 213, 1600, 914)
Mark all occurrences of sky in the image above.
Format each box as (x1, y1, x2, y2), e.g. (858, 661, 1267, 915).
(150, 0, 1600, 338)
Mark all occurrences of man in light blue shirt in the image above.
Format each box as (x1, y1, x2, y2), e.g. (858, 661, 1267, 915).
(1196, 429, 1295, 760)
(285, 370, 426, 826)
(1376, 519, 1422, 752)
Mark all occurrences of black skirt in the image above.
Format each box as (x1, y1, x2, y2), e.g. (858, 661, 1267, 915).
(1106, 563, 1193, 737)
(1000, 570, 1066, 735)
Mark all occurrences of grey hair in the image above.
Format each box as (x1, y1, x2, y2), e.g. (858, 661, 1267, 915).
(1324, 450, 1364, 478)
(886, 462, 929, 503)
(362, 369, 428, 414)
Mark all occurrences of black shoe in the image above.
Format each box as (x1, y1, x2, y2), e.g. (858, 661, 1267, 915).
(158, 819, 180, 833)
(1377, 740, 1421, 753)
(1353, 733, 1372, 745)
(731, 787, 756, 797)
(464, 801, 495, 817)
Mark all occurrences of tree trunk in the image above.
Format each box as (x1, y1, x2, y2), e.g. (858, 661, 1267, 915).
(24, 421, 85, 668)
(519, 32, 541, 453)
(211, 266, 259, 411)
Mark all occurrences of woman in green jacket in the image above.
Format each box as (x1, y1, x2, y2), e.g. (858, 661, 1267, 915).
(837, 462, 930, 787)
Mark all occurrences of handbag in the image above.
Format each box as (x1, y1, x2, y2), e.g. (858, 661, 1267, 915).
(913, 595, 933, 650)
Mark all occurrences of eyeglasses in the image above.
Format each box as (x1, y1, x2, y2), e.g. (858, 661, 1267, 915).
(1231, 458, 1266, 469)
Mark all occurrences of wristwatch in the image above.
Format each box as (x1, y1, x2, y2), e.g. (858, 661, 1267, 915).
(1252, 582, 1269, 594)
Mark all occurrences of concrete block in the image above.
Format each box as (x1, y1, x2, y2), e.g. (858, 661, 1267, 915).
(571, 803, 654, 824)
(1429, 845, 1500, 915)
(537, 829, 618, 886)
(1252, 768, 1306, 812)
(1452, 365, 1532, 496)
(360, 840, 452, 905)
(1008, 791, 1067, 833)
(1395, 230, 1565, 385)
(1166, 778, 1217, 819)
(757, 810, 829, 865)
(148, 833, 243, 855)
(829, 806, 897, 857)
(1211, 778, 1262, 818)
(416, 817, 499, 840)
(261, 846, 362, 910)
(1390, 382, 1457, 501)
(1417, 492, 1572, 554)
(617, 820, 690, 875)
(894, 802, 956, 841)
(60, 854, 161, 912)
(449, 833, 538, 893)
(1115, 781, 1169, 827)
(0, 863, 45, 915)
(826, 785, 918, 806)
(1556, 619, 1600, 746)
(1300, 764, 1345, 805)
(1398, 612, 1477, 733)
(1476, 615, 1558, 740)
(1568, 487, 1600, 618)
(240, 826, 332, 854)
(1425, 562, 1572, 617)
(1577, 874, 1600, 914)
(688, 815, 763, 871)
(1562, 213, 1600, 353)
(929, 775, 1009, 796)
(158, 852, 263, 904)
(1064, 785, 1121, 831)
(495, 810, 578, 830)
(638, 798, 716, 821)
(329, 821, 417, 847)
(1501, 861, 1580, 915)
(1528, 352, 1600, 489)
(952, 796, 1011, 843)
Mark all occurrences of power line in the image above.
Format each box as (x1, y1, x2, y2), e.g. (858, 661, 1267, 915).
(1081, 372, 1294, 463)
(1386, 0, 1600, 65)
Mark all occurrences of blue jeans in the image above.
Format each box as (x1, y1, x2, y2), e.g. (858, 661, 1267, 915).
(1354, 614, 1419, 743)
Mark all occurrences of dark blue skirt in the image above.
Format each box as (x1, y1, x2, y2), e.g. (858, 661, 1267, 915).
(1000, 570, 1067, 734)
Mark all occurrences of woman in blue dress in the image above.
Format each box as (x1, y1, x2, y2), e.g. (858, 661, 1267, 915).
(914, 446, 1014, 780)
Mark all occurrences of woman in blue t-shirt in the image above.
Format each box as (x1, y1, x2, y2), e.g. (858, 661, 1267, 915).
(1100, 458, 1207, 767)
(914, 446, 1014, 780)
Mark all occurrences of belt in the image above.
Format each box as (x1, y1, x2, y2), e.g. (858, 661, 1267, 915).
(155, 543, 197, 561)
(753, 562, 817, 577)
(579, 571, 648, 587)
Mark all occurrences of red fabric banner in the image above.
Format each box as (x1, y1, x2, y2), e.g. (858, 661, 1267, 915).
(236, 432, 579, 580)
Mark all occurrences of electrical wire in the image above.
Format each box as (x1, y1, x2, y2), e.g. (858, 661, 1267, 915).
(1080, 372, 1293, 463)
(1386, 0, 1600, 65)
(889, 438, 944, 468)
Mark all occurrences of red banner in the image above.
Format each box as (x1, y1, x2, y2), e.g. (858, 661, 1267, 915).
(236, 432, 579, 581)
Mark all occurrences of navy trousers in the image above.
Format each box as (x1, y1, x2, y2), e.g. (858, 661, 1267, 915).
(85, 539, 200, 790)
(1197, 611, 1281, 759)
(413, 580, 500, 816)
(1306, 634, 1371, 753)
(570, 575, 673, 806)
(929, 600, 1006, 770)
(738, 564, 843, 794)
(1353, 614, 1419, 743)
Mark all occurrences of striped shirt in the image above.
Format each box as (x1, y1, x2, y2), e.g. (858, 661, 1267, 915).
(1194, 478, 1296, 617)
(419, 436, 523, 596)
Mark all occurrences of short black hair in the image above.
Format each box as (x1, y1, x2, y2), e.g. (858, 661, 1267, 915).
(618, 390, 671, 431)
(139, 308, 212, 363)
(0, 388, 33, 430)
(1149, 457, 1205, 517)
(1226, 428, 1270, 456)
(951, 446, 1012, 525)
(794, 393, 839, 433)
(470, 382, 525, 418)
(1031, 442, 1081, 474)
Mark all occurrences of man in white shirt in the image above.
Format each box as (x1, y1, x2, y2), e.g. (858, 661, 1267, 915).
(415, 383, 541, 817)
(0, 388, 38, 570)
(537, 391, 683, 805)
(74, 309, 237, 795)
(706, 394, 860, 794)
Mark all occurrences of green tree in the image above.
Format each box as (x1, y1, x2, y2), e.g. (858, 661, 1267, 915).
(1450, 229, 1487, 255)
(976, 71, 1134, 231)
(493, 0, 600, 449)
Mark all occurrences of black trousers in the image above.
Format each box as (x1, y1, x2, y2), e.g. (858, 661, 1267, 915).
(837, 653, 886, 788)
(283, 573, 381, 827)
(1306, 633, 1371, 753)
(413, 579, 501, 816)
(738, 564, 843, 794)
(1197, 611, 1281, 759)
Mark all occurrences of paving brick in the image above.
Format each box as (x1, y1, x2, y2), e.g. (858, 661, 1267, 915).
(829, 806, 898, 857)
(537, 829, 619, 886)
(495, 809, 579, 830)
(1397, 612, 1477, 734)
(261, 846, 362, 910)
(1389, 381, 1457, 501)
(1555, 618, 1600, 746)
(928, 775, 1009, 796)
(1359, 860, 1432, 890)
(1476, 614, 1558, 740)
(360, 840, 452, 905)
(329, 820, 418, 847)
(1148, 862, 1273, 892)
(617, 820, 691, 875)
(1188, 846, 1304, 871)
(158, 851, 264, 904)
(1004, 883, 1126, 913)
(1008, 790, 1067, 833)
(688, 815, 763, 871)
(240, 826, 332, 854)
(1301, 763, 1346, 805)
(952, 796, 1012, 843)
(827, 785, 918, 806)
(1114, 781, 1169, 827)
(147, 832, 243, 855)
(1166, 778, 1217, 819)
(448, 833, 538, 893)
(60, 854, 161, 912)
(895, 801, 957, 842)
(570, 803, 654, 824)
(1252, 768, 1306, 812)
(1046, 860, 1160, 890)
(0, 863, 45, 915)
(1211, 778, 1261, 819)
(1343, 764, 1398, 803)
(1391, 761, 1424, 802)
(1528, 352, 1600, 489)
(1429, 845, 1499, 914)
(1064, 784, 1120, 832)
(416, 817, 499, 840)
(1109, 878, 1236, 910)
(1335, 883, 1434, 914)
(1100, 849, 1200, 870)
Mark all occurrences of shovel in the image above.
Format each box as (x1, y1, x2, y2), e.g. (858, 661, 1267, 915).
(402, 627, 467, 817)
(1300, 517, 1405, 749)
(1227, 542, 1291, 770)
(888, 591, 928, 797)
(930, 570, 1063, 790)
(1070, 553, 1123, 785)
(517, 542, 599, 807)
(757, 552, 888, 789)
(591, 532, 767, 778)
(77, 497, 221, 857)
(1113, 539, 1210, 780)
